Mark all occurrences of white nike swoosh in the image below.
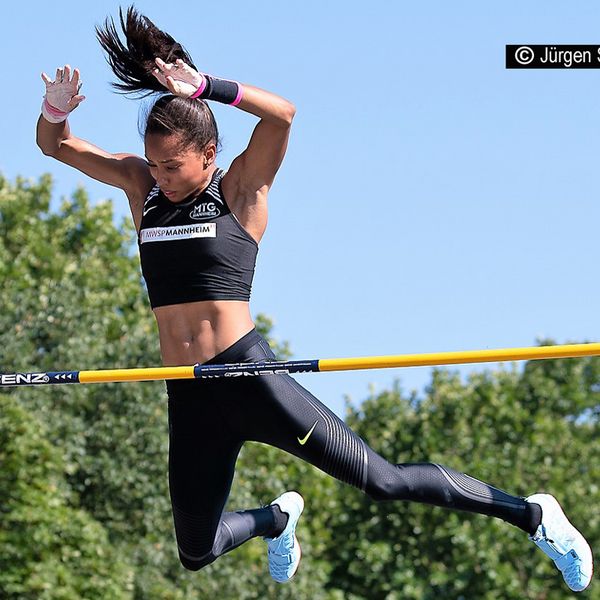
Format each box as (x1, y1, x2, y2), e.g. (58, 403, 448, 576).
(143, 205, 158, 217)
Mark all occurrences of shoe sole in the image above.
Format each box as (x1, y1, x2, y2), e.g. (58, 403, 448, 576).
(289, 534, 302, 580)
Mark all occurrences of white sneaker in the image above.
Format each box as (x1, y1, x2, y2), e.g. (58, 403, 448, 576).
(527, 493, 593, 592)
(263, 491, 304, 583)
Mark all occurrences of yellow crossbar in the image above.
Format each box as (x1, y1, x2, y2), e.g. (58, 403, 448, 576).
(2, 342, 599, 387)
(318, 342, 600, 372)
(79, 365, 195, 384)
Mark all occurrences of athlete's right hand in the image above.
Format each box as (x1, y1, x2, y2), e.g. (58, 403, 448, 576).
(152, 58, 204, 98)
(40, 65, 86, 123)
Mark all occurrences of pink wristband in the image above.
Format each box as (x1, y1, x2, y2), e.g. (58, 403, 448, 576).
(43, 97, 68, 118)
(230, 84, 244, 107)
(190, 75, 208, 99)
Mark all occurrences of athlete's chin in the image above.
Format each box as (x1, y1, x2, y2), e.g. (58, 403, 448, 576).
(165, 191, 186, 203)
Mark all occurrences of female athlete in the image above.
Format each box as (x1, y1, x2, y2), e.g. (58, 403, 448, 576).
(36, 7, 592, 591)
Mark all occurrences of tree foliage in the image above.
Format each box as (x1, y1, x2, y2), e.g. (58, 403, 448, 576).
(1, 175, 598, 599)
(0, 395, 133, 599)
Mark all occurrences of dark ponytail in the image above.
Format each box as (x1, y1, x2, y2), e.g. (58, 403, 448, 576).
(96, 5, 196, 96)
(97, 6, 219, 153)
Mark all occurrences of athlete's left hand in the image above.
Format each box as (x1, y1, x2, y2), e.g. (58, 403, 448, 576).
(152, 58, 204, 98)
(40, 65, 86, 122)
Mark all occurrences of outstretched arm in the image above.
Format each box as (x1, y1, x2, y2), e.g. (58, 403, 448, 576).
(36, 65, 154, 229)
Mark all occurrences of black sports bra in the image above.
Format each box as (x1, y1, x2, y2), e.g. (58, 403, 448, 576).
(138, 168, 258, 308)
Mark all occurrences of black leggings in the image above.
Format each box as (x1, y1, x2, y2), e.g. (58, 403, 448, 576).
(167, 329, 537, 571)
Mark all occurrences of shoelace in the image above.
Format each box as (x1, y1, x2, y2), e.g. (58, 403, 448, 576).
(269, 530, 294, 554)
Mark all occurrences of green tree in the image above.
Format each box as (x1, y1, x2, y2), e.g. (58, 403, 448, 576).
(0, 395, 133, 599)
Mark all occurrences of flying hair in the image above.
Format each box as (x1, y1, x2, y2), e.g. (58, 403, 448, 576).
(96, 5, 197, 97)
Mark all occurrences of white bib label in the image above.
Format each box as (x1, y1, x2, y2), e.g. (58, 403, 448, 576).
(140, 223, 216, 243)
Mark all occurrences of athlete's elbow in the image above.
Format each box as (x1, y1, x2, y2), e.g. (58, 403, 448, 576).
(38, 144, 58, 158)
(283, 101, 296, 126)
(265, 100, 296, 129)
(276, 101, 296, 128)
(36, 136, 59, 158)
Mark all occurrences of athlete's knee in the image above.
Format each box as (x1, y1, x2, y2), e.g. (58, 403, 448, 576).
(365, 479, 396, 502)
(178, 549, 217, 571)
(366, 461, 456, 503)
(171, 504, 220, 570)
(364, 463, 410, 502)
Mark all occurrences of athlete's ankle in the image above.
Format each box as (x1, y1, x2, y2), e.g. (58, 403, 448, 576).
(525, 500, 543, 536)
(270, 505, 289, 538)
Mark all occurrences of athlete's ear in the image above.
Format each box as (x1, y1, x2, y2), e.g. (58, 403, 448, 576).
(203, 143, 217, 168)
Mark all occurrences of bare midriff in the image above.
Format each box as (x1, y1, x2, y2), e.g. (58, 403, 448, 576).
(153, 300, 255, 366)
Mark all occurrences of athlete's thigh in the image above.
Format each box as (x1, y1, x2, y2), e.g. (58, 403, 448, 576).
(239, 373, 370, 493)
(167, 380, 242, 514)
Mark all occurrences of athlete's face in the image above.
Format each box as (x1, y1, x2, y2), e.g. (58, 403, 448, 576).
(144, 133, 216, 203)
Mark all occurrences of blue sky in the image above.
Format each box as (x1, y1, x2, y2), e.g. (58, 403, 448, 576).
(3, 1, 599, 416)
